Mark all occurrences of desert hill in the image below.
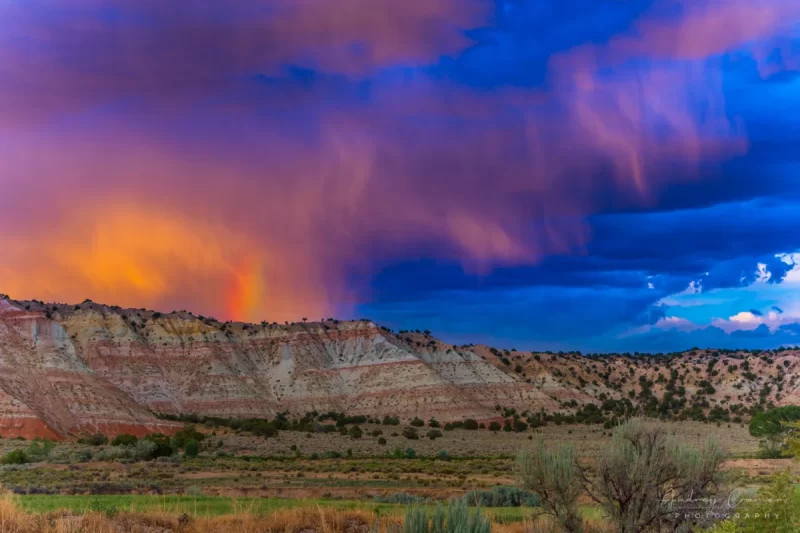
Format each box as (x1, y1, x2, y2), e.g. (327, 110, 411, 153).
(1, 294, 797, 440)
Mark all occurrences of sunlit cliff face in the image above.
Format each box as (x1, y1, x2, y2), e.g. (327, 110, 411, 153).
(1, 0, 798, 322)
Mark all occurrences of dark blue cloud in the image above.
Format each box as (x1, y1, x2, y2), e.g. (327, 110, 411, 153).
(365, 199, 800, 301)
(762, 255, 795, 284)
(749, 309, 764, 317)
(360, 195, 800, 352)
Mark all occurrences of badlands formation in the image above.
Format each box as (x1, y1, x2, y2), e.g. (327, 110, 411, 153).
(0, 295, 797, 440)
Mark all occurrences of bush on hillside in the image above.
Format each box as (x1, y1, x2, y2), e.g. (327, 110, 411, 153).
(402, 427, 419, 440)
(427, 429, 443, 440)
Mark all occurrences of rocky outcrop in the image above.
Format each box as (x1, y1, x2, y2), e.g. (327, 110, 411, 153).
(0, 295, 797, 440)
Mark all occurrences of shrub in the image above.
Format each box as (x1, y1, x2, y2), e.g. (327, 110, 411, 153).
(403, 499, 490, 533)
(184, 439, 200, 458)
(375, 492, 425, 505)
(69, 448, 94, 463)
(94, 446, 130, 461)
(378, 437, 387, 445)
(78, 434, 109, 446)
(134, 439, 158, 460)
(349, 426, 363, 439)
(488, 421, 501, 432)
(402, 427, 419, 440)
(1, 450, 29, 465)
(427, 429, 443, 440)
(428, 418, 441, 428)
(461, 486, 540, 507)
(26, 440, 55, 460)
(517, 436, 582, 533)
(410, 417, 425, 427)
(405, 448, 417, 459)
(437, 450, 451, 461)
(749, 406, 800, 458)
(237, 418, 279, 438)
(111, 434, 138, 447)
(335, 415, 368, 427)
(463, 419, 479, 430)
(382, 416, 400, 425)
(519, 419, 727, 533)
(171, 425, 205, 449)
(143, 434, 174, 458)
(512, 419, 528, 432)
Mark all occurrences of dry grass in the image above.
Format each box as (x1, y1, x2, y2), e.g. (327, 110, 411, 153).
(0, 491, 383, 533)
(0, 492, 613, 533)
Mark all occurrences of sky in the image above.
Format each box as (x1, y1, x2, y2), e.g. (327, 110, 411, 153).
(1, 0, 799, 353)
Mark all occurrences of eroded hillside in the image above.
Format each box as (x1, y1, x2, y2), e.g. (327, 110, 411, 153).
(0, 294, 797, 439)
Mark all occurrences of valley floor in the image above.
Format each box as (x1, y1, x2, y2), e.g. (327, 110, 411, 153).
(1, 421, 795, 533)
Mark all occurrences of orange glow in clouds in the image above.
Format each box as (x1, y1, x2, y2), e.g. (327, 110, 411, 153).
(2, 0, 796, 321)
(0, 203, 334, 322)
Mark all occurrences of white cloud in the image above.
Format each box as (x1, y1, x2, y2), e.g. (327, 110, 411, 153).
(653, 316, 702, 331)
(620, 315, 702, 338)
(711, 310, 800, 333)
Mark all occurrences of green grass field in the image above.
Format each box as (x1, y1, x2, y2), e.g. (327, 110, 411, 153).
(16, 494, 603, 524)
